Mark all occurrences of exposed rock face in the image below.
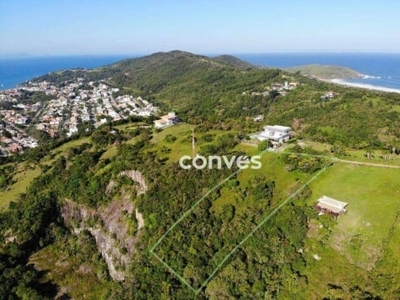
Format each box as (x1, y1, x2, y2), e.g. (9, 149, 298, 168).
(105, 180, 116, 194)
(61, 197, 138, 281)
(61, 170, 147, 281)
(135, 208, 144, 229)
(119, 170, 148, 195)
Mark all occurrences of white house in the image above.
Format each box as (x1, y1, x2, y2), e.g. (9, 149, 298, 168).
(154, 112, 179, 129)
(315, 195, 348, 218)
(257, 125, 291, 144)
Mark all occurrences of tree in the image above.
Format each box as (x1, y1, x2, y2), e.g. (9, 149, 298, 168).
(2, 129, 12, 139)
(258, 140, 271, 152)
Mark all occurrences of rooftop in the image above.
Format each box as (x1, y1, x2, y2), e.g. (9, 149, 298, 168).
(316, 195, 348, 214)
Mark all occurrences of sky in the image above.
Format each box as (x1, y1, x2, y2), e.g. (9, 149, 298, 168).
(1, 0, 400, 56)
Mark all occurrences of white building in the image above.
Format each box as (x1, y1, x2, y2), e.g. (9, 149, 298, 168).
(257, 125, 291, 144)
(315, 195, 348, 218)
(154, 112, 179, 129)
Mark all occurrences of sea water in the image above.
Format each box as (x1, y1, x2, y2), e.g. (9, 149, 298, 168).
(236, 53, 400, 90)
(0, 55, 134, 90)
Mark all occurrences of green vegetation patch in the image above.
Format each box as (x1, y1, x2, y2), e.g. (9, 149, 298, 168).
(150, 152, 327, 293)
(0, 165, 41, 210)
(307, 162, 400, 270)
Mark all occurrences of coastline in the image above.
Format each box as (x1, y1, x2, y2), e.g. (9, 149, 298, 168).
(329, 78, 400, 94)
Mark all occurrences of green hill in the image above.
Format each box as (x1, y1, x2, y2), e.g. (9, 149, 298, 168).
(3, 50, 400, 299)
(32, 50, 400, 149)
(211, 54, 256, 69)
(287, 64, 361, 79)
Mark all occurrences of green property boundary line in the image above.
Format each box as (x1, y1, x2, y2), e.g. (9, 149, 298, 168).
(195, 165, 328, 294)
(149, 150, 394, 294)
(149, 169, 241, 254)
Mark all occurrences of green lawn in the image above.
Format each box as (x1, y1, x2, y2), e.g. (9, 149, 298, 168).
(151, 123, 242, 164)
(113, 122, 147, 131)
(304, 163, 400, 297)
(45, 137, 92, 166)
(278, 161, 400, 297)
(151, 123, 193, 144)
(0, 166, 41, 210)
(99, 145, 118, 160)
(307, 162, 400, 269)
(52, 137, 91, 154)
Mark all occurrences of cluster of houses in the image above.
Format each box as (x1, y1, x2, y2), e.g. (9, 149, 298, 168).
(0, 79, 161, 153)
(0, 123, 38, 155)
(243, 81, 299, 97)
(23, 80, 159, 137)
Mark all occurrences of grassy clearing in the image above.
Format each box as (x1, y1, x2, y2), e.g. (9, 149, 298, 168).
(340, 150, 400, 165)
(373, 213, 400, 295)
(212, 152, 311, 216)
(307, 162, 400, 269)
(151, 123, 193, 144)
(150, 124, 240, 164)
(44, 137, 92, 166)
(299, 139, 332, 152)
(234, 143, 259, 156)
(52, 137, 91, 154)
(290, 162, 400, 297)
(0, 166, 41, 210)
(113, 122, 147, 131)
(99, 145, 118, 160)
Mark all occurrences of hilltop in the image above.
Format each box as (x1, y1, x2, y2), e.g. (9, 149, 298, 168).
(31, 50, 400, 149)
(211, 54, 256, 69)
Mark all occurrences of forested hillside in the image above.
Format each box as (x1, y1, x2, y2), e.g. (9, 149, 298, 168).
(1, 51, 400, 299)
(34, 50, 400, 150)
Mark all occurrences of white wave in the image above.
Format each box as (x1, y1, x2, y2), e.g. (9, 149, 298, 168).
(361, 74, 381, 79)
(330, 79, 400, 94)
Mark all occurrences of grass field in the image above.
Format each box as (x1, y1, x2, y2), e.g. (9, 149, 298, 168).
(0, 165, 41, 210)
(151, 123, 241, 164)
(212, 152, 311, 215)
(307, 162, 400, 268)
(52, 137, 91, 154)
(297, 161, 400, 297)
(113, 122, 148, 131)
(1, 137, 92, 210)
(45, 137, 92, 165)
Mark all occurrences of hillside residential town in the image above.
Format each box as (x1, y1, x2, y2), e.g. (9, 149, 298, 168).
(0, 79, 159, 156)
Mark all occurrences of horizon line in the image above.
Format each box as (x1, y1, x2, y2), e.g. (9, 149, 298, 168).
(2, 50, 400, 59)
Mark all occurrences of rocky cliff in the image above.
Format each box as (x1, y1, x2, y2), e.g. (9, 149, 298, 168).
(61, 170, 148, 281)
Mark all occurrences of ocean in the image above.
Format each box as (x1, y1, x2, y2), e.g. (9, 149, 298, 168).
(1, 53, 400, 91)
(0, 55, 134, 90)
(236, 53, 400, 91)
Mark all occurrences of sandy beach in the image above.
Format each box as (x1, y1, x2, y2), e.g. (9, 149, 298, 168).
(329, 78, 400, 94)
